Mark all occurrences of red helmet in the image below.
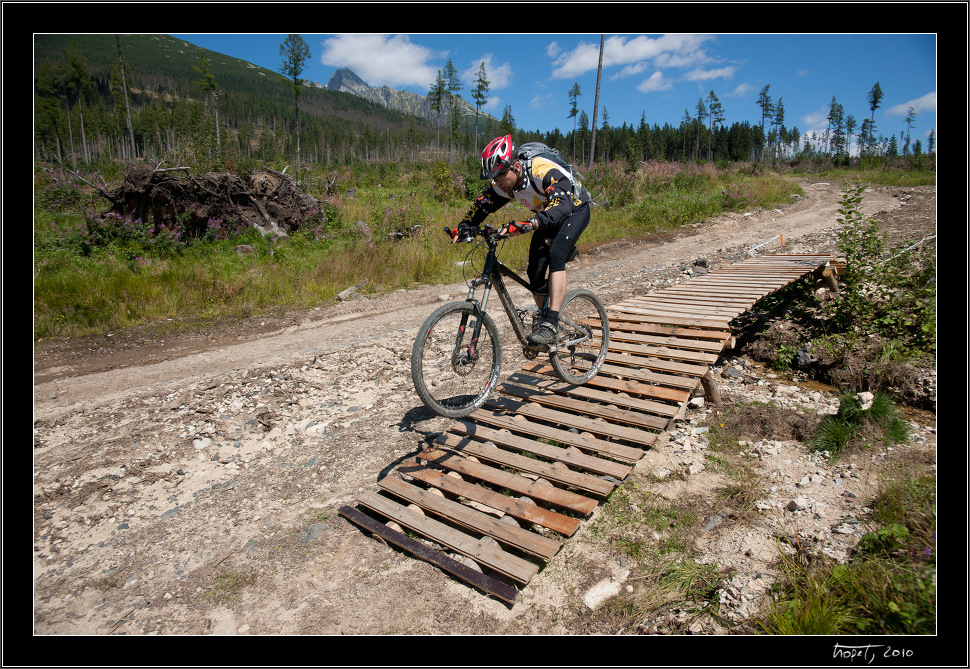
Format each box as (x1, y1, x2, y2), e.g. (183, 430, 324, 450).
(481, 134, 515, 180)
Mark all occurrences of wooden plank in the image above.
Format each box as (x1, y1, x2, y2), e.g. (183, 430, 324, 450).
(497, 382, 670, 432)
(602, 319, 732, 343)
(469, 407, 646, 463)
(355, 490, 539, 584)
(508, 372, 681, 418)
(398, 460, 582, 536)
(627, 293, 751, 307)
(605, 310, 732, 333)
(599, 328, 727, 353)
(631, 295, 755, 308)
(612, 302, 739, 318)
(606, 306, 731, 330)
(417, 447, 600, 516)
(486, 395, 659, 448)
(450, 418, 632, 480)
(652, 288, 773, 300)
(378, 476, 562, 560)
(603, 351, 708, 380)
(338, 505, 519, 603)
(624, 300, 741, 316)
(622, 306, 743, 321)
(655, 287, 770, 299)
(436, 432, 616, 497)
(523, 361, 693, 403)
(607, 340, 719, 367)
(598, 358, 700, 391)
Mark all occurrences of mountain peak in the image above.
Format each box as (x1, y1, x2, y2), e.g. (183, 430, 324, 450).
(326, 67, 369, 92)
(324, 67, 494, 127)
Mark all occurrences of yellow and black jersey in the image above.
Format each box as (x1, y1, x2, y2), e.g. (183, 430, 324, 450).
(460, 156, 589, 230)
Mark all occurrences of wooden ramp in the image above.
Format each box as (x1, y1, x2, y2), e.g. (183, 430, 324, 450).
(340, 254, 835, 602)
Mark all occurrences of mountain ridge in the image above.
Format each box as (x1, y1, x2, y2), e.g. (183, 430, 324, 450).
(324, 66, 495, 127)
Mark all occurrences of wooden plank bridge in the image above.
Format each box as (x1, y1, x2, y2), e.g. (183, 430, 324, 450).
(340, 253, 836, 603)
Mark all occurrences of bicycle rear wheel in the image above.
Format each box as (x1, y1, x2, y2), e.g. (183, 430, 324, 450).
(411, 301, 502, 418)
(549, 288, 609, 385)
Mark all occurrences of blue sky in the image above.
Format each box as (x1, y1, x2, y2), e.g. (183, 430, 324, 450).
(171, 33, 938, 153)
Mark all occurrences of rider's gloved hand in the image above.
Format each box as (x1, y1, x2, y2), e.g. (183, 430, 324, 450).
(448, 222, 479, 244)
(502, 219, 537, 238)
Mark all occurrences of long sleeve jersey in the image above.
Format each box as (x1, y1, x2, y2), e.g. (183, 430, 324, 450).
(460, 156, 590, 231)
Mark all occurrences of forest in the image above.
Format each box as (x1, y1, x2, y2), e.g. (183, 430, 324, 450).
(33, 34, 936, 177)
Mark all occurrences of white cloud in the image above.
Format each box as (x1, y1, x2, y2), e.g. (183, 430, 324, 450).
(550, 39, 603, 78)
(637, 71, 671, 93)
(723, 82, 754, 98)
(531, 91, 555, 111)
(887, 91, 936, 116)
(461, 54, 514, 91)
(801, 107, 831, 133)
(683, 66, 736, 82)
(551, 33, 718, 79)
(318, 34, 441, 89)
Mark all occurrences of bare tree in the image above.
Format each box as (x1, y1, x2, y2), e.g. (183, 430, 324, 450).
(116, 35, 136, 159)
(589, 35, 604, 166)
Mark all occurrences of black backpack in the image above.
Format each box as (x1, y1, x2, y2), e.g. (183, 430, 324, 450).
(516, 142, 585, 199)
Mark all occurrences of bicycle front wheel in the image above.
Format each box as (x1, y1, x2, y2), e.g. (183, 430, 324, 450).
(549, 288, 609, 385)
(411, 301, 502, 419)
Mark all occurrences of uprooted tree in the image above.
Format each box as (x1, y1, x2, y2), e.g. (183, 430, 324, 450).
(77, 161, 325, 240)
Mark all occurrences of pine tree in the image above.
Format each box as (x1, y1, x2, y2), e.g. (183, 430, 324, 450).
(193, 49, 221, 155)
(866, 82, 884, 156)
(772, 98, 785, 161)
(500, 105, 516, 136)
(443, 59, 462, 158)
(694, 97, 707, 161)
(756, 85, 772, 162)
(471, 62, 490, 151)
(568, 82, 581, 162)
(903, 106, 917, 155)
(278, 34, 311, 187)
(67, 42, 91, 166)
(706, 90, 723, 161)
(427, 70, 446, 153)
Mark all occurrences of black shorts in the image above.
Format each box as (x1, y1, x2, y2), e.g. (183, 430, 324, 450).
(526, 203, 591, 294)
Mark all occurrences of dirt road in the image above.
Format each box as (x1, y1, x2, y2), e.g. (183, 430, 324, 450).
(32, 179, 934, 636)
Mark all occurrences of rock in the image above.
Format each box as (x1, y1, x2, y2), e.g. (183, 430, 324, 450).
(338, 282, 364, 301)
(583, 569, 630, 610)
(854, 392, 875, 411)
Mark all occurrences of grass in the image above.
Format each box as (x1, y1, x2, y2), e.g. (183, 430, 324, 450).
(584, 480, 733, 630)
(582, 390, 933, 635)
(34, 159, 810, 340)
(207, 568, 258, 603)
(757, 469, 935, 635)
(808, 390, 911, 459)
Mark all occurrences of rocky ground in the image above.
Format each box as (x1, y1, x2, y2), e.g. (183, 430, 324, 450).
(31, 179, 936, 641)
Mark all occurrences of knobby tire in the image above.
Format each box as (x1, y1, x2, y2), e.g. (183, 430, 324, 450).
(549, 288, 609, 385)
(411, 301, 503, 419)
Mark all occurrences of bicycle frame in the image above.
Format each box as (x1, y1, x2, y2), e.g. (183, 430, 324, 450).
(460, 229, 589, 355)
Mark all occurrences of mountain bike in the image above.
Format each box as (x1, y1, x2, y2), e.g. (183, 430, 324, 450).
(411, 223, 610, 419)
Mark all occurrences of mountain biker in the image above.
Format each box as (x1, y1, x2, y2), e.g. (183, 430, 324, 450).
(454, 134, 591, 347)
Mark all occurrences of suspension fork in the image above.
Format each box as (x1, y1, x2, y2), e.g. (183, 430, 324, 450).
(456, 254, 496, 362)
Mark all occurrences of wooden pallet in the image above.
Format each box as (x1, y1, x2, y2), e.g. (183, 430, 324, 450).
(339, 254, 835, 602)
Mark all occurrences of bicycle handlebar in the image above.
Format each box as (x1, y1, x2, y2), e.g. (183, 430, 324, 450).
(444, 223, 506, 245)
